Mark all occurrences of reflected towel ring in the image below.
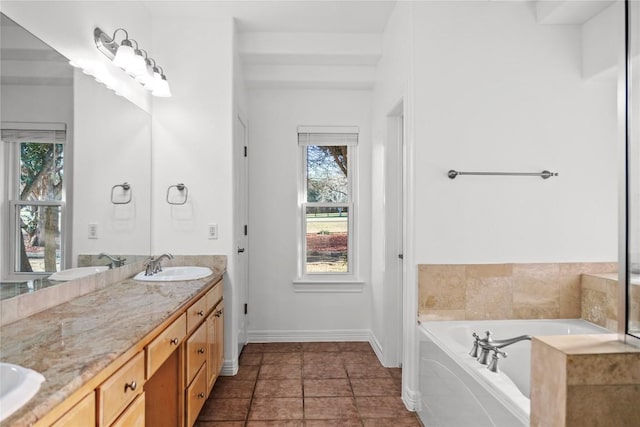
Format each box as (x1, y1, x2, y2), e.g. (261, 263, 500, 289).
(111, 182, 132, 204)
(167, 183, 188, 205)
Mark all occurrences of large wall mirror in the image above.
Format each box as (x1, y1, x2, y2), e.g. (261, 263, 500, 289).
(0, 12, 151, 297)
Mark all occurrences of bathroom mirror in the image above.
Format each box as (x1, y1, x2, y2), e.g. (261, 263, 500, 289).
(0, 13, 151, 291)
(627, 1, 640, 341)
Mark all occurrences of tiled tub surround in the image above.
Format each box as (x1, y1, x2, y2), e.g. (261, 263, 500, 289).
(0, 255, 225, 426)
(418, 263, 617, 322)
(530, 334, 640, 427)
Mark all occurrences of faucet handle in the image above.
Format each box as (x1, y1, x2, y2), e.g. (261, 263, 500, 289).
(487, 348, 507, 373)
(469, 333, 481, 357)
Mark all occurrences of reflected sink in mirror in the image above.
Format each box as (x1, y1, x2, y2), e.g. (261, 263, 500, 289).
(134, 266, 213, 282)
(0, 363, 45, 422)
(48, 266, 109, 282)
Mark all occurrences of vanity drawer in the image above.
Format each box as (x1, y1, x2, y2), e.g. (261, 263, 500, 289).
(185, 364, 208, 427)
(146, 313, 187, 378)
(51, 391, 95, 427)
(97, 351, 145, 427)
(110, 392, 145, 427)
(187, 295, 208, 334)
(186, 321, 208, 384)
(206, 280, 223, 312)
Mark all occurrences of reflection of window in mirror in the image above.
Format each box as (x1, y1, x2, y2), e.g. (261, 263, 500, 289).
(2, 124, 67, 275)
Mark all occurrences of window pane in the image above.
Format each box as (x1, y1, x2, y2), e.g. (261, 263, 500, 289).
(306, 206, 348, 273)
(306, 145, 348, 203)
(16, 204, 61, 273)
(20, 142, 64, 201)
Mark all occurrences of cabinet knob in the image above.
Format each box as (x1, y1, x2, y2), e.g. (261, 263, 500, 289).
(170, 337, 179, 345)
(125, 380, 137, 392)
(214, 309, 223, 318)
(197, 392, 205, 399)
(197, 310, 205, 317)
(198, 347, 205, 354)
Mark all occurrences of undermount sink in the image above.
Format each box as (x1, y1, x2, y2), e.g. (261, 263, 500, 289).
(134, 266, 213, 282)
(0, 363, 45, 422)
(48, 266, 109, 281)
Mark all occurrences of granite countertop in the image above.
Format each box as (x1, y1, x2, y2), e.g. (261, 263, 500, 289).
(0, 271, 223, 426)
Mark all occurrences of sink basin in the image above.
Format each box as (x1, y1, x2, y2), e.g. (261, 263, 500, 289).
(48, 266, 109, 281)
(134, 266, 213, 282)
(0, 363, 45, 422)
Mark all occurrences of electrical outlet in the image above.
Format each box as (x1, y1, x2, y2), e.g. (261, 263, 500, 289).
(88, 223, 98, 239)
(208, 223, 218, 240)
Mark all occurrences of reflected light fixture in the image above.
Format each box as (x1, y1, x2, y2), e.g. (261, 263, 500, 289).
(94, 27, 171, 97)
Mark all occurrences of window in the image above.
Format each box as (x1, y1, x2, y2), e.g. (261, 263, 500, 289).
(2, 123, 67, 276)
(298, 127, 358, 278)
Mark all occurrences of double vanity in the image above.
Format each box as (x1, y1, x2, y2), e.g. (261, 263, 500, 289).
(0, 256, 225, 427)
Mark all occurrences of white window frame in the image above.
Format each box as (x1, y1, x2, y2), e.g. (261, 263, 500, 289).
(2, 122, 68, 280)
(295, 126, 362, 289)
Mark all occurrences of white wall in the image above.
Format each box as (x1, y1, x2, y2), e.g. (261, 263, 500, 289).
(411, 1, 618, 264)
(247, 88, 373, 339)
(150, 10, 238, 369)
(370, 1, 412, 367)
(73, 71, 151, 262)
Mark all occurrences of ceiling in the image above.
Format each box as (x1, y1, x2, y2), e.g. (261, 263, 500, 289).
(147, 0, 397, 33)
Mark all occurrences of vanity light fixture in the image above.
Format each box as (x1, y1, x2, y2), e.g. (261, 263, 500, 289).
(94, 27, 171, 97)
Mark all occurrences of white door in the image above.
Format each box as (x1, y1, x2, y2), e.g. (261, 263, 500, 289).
(385, 102, 404, 366)
(235, 115, 249, 353)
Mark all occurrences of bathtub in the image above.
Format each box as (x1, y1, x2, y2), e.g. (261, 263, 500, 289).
(417, 319, 609, 427)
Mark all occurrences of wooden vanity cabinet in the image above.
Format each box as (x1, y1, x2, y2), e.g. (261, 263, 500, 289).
(39, 277, 223, 427)
(50, 392, 95, 427)
(110, 393, 145, 427)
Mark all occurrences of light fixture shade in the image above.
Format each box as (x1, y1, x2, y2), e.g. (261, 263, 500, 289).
(112, 41, 134, 69)
(126, 49, 147, 77)
(152, 75, 171, 97)
(136, 60, 155, 86)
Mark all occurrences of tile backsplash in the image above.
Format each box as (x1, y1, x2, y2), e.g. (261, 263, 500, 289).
(418, 263, 617, 323)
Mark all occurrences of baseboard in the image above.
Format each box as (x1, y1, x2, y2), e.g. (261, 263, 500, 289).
(220, 358, 238, 376)
(247, 329, 372, 343)
(402, 385, 420, 412)
(369, 332, 385, 365)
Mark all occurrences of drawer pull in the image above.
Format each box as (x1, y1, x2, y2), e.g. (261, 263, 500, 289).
(170, 337, 179, 345)
(197, 347, 205, 354)
(197, 392, 205, 399)
(197, 310, 205, 317)
(124, 380, 137, 392)
(214, 309, 223, 318)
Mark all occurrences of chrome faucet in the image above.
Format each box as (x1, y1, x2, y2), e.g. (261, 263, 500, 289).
(144, 253, 174, 276)
(470, 331, 531, 371)
(98, 253, 126, 269)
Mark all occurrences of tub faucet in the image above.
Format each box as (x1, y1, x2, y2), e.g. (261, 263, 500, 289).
(470, 331, 532, 365)
(98, 253, 126, 269)
(144, 253, 174, 275)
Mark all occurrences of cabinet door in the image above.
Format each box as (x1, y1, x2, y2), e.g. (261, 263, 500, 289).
(214, 302, 224, 379)
(51, 392, 95, 427)
(206, 311, 217, 391)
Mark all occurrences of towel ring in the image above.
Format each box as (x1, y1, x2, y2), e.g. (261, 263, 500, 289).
(111, 182, 132, 204)
(167, 183, 188, 205)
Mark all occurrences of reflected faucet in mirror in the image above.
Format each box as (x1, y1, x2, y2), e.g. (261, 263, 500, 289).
(97, 253, 126, 269)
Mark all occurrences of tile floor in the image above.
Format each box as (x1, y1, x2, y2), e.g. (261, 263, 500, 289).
(196, 341, 423, 427)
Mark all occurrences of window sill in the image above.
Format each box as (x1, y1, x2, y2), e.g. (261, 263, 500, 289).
(292, 279, 364, 293)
